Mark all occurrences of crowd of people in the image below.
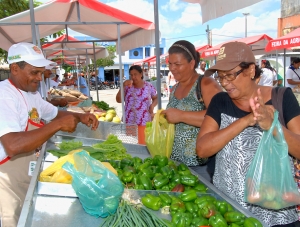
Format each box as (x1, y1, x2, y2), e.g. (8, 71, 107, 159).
(1, 38, 300, 227)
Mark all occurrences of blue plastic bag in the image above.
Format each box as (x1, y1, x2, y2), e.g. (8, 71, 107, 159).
(63, 151, 124, 217)
(245, 111, 300, 210)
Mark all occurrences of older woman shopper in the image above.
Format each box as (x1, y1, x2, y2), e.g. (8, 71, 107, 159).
(163, 40, 222, 169)
(196, 41, 300, 226)
(116, 65, 157, 126)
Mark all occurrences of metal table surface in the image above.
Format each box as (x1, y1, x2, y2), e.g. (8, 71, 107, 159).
(18, 134, 268, 227)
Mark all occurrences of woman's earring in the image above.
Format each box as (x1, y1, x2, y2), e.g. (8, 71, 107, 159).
(251, 77, 254, 80)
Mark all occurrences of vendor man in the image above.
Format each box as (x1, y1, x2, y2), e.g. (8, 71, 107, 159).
(0, 42, 99, 227)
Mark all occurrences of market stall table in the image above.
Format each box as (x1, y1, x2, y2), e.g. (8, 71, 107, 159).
(18, 135, 268, 227)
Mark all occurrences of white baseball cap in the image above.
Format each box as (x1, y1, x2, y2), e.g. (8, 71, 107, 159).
(7, 42, 56, 67)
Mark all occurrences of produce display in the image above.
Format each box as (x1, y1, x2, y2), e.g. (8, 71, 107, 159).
(47, 135, 132, 164)
(111, 155, 208, 193)
(140, 192, 263, 227)
(49, 88, 89, 102)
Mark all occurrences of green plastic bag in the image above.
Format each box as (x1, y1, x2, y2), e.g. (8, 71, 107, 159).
(145, 109, 174, 158)
(63, 151, 124, 217)
(245, 111, 300, 210)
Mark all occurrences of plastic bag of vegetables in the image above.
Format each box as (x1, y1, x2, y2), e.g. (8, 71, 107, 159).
(145, 109, 174, 158)
(245, 111, 300, 210)
(63, 151, 124, 217)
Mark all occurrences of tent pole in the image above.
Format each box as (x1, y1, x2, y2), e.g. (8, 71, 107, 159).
(93, 42, 99, 102)
(29, 0, 37, 45)
(117, 24, 125, 124)
(86, 49, 91, 97)
(77, 56, 80, 89)
(283, 48, 286, 87)
(154, 0, 161, 109)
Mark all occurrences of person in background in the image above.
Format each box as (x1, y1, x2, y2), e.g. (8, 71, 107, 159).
(43, 66, 68, 107)
(116, 65, 157, 126)
(162, 40, 222, 178)
(196, 61, 206, 75)
(167, 70, 177, 93)
(115, 74, 119, 88)
(0, 42, 99, 226)
(258, 59, 275, 86)
(196, 41, 300, 226)
(285, 57, 300, 88)
(143, 68, 149, 81)
(70, 72, 89, 96)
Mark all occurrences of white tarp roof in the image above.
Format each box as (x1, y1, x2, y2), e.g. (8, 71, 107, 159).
(0, 0, 157, 53)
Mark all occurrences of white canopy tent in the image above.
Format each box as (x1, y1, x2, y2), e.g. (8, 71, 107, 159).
(182, 0, 263, 24)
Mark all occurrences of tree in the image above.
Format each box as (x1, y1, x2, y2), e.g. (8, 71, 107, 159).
(82, 45, 117, 73)
(0, 0, 64, 63)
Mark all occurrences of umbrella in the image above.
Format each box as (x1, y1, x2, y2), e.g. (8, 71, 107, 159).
(182, 0, 262, 24)
(201, 34, 273, 59)
(42, 34, 108, 59)
(0, 0, 156, 53)
(265, 27, 300, 52)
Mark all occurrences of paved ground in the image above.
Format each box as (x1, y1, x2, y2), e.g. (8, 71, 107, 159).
(90, 87, 169, 118)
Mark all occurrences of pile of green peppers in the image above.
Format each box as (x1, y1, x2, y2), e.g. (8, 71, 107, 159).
(141, 193, 263, 227)
(109, 155, 207, 192)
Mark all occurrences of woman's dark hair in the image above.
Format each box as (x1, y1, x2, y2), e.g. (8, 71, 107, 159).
(168, 40, 200, 69)
(240, 62, 262, 80)
(292, 57, 300, 64)
(129, 65, 143, 79)
(261, 59, 275, 72)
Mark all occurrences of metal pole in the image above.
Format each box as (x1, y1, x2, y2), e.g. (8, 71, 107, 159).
(93, 42, 99, 101)
(86, 49, 91, 97)
(283, 48, 286, 87)
(243, 13, 249, 38)
(117, 24, 125, 123)
(29, 0, 37, 45)
(154, 0, 161, 109)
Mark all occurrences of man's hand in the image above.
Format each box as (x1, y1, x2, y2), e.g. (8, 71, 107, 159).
(78, 113, 99, 130)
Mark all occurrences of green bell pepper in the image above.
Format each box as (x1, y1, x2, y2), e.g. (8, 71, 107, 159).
(140, 166, 155, 179)
(153, 174, 169, 189)
(123, 165, 136, 174)
(180, 174, 198, 187)
(194, 195, 216, 207)
(151, 165, 161, 175)
(185, 202, 199, 214)
(134, 184, 144, 190)
(191, 217, 209, 227)
(160, 185, 170, 191)
(243, 217, 263, 227)
(193, 182, 208, 193)
(172, 212, 193, 227)
(177, 163, 191, 176)
(153, 155, 169, 167)
(120, 158, 134, 169)
(170, 200, 186, 215)
(209, 213, 228, 227)
(141, 194, 162, 211)
(121, 171, 133, 183)
(199, 202, 217, 218)
(169, 181, 178, 191)
(215, 201, 231, 216)
(143, 157, 154, 165)
(183, 212, 193, 226)
(137, 161, 151, 172)
(139, 175, 152, 190)
(228, 223, 241, 227)
(132, 156, 143, 168)
(161, 165, 174, 179)
(224, 211, 246, 225)
(159, 193, 172, 206)
(179, 189, 198, 202)
(171, 174, 181, 184)
(109, 160, 120, 169)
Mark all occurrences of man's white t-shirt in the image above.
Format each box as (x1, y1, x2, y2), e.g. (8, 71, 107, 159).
(0, 80, 58, 161)
(258, 68, 274, 86)
(285, 68, 300, 88)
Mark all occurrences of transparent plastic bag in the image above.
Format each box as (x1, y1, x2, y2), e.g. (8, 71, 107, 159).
(62, 151, 124, 217)
(245, 111, 300, 210)
(145, 109, 174, 158)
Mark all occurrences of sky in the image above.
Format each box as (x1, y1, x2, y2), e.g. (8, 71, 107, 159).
(37, 0, 281, 50)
